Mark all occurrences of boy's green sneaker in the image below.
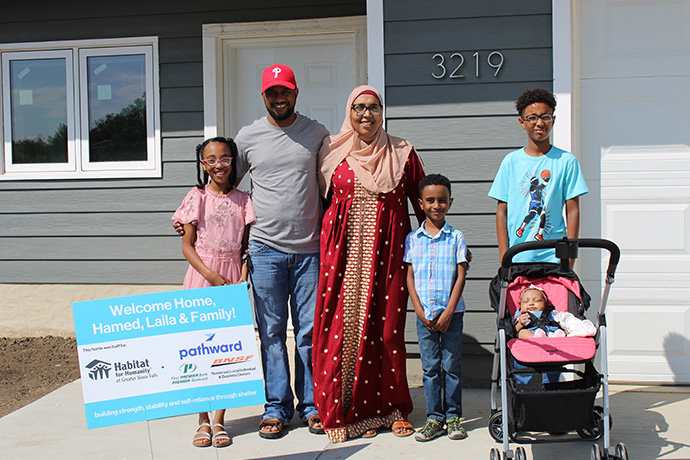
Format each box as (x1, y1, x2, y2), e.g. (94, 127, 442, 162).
(414, 418, 445, 442)
(447, 417, 467, 440)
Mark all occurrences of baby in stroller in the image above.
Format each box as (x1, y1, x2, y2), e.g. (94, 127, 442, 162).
(513, 285, 596, 339)
(488, 238, 625, 460)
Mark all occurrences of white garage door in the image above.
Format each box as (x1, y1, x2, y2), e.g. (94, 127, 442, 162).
(578, 0, 690, 383)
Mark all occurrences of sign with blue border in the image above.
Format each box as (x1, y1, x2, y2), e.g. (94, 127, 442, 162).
(73, 284, 264, 429)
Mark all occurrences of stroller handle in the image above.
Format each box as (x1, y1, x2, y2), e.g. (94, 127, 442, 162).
(501, 237, 620, 279)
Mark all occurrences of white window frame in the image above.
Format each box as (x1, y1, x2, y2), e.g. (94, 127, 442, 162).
(0, 37, 161, 180)
(2, 49, 78, 173)
(78, 46, 157, 173)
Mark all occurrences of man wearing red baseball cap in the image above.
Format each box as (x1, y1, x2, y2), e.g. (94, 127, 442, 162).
(258, 64, 300, 126)
(236, 64, 329, 438)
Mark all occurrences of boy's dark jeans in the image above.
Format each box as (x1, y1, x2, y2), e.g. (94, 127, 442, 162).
(416, 312, 464, 421)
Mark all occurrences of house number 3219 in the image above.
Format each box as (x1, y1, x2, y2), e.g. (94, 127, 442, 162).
(431, 51, 504, 79)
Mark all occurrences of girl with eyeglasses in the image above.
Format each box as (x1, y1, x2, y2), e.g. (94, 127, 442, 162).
(171, 136, 256, 448)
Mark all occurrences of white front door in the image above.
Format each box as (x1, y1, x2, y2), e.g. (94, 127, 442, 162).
(224, 35, 357, 137)
(202, 17, 367, 140)
(578, 0, 690, 383)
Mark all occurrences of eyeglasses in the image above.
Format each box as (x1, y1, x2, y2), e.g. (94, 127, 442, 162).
(201, 157, 233, 167)
(351, 103, 383, 116)
(521, 113, 554, 124)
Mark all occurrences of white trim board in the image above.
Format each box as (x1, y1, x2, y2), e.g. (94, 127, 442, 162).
(366, 0, 385, 98)
(552, 0, 574, 157)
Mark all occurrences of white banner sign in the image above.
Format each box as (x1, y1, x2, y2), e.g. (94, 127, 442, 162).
(73, 284, 264, 428)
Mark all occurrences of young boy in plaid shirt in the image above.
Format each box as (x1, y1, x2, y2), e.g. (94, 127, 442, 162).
(404, 173, 469, 442)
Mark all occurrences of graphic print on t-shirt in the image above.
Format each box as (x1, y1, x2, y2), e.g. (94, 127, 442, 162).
(516, 168, 552, 241)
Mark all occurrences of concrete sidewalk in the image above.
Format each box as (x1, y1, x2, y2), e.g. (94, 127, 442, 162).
(1, 381, 689, 460)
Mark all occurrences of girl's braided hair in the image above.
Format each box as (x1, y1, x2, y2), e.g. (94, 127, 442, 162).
(195, 137, 238, 189)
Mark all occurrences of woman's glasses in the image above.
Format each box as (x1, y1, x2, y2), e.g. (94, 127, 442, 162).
(351, 103, 383, 116)
(201, 157, 233, 167)
(521, 113, 554, 124)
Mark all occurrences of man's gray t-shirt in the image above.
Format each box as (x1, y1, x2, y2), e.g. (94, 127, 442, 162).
(235, 114, 328, 254)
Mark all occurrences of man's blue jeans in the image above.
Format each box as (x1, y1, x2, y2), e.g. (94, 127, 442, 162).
(416, 312, 464, 421)
(248, 241, 319, 425)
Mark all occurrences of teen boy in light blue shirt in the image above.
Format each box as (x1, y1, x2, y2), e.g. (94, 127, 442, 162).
(488, 88, 588, 265)
(404, 173, 469, 442)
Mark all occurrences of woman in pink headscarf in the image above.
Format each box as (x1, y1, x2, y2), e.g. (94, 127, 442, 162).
(313, 85, 425, 442)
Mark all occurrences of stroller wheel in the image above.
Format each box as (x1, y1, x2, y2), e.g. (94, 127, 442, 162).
(489, 447, 501, 460)
(488, 411, 504, 442)
(590, 444, 603, 460)
(615, 443, 629, 460)
(515, 446, 527, 460)
(578, 405, 609, 440)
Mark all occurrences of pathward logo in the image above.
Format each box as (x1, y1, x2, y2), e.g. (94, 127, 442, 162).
(86, 359, 112, 380)
(180, 363, 197, 374)
(178, 333, 243, 360)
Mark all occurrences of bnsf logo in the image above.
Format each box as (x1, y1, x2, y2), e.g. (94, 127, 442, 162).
(211, 355, 254, 367)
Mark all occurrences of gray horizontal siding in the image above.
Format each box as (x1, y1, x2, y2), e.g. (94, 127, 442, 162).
(2, 212, 174, 236)
(162, 112, 205, 137)
(444, 214, 497, 246)
(2, 1, 362, 25)
(159, 37, 204, 63)
(161, 87, 204, 112)
(3, 237, 179, 260)
(0, 0, 366, 285)
(0, 261, 188, 284)
(417, 149, 512, 181)
(386, 84, 535, 116)
(388, 116, 525, 150)
(384, 15, 552, 54)
(160, 62, 203, 88)
(0, 2, 366, 41)
(384, 0, 552, 355)
(384, 0, 551, 21)
(0, 188, 191, 212)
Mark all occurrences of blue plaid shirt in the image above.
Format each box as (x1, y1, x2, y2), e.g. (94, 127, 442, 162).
(404, 221, 467, 320)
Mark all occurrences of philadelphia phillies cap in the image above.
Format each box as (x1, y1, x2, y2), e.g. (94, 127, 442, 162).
(261, 64, 297, 93)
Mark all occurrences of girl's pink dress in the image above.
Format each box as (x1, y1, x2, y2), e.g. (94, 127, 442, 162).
(172, 186, 256, 287)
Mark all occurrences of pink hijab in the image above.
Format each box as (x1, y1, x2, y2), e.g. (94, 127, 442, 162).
(317, 85, 414, 197)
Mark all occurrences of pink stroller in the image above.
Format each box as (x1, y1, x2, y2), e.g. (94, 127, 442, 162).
(488, 238, 627, 460)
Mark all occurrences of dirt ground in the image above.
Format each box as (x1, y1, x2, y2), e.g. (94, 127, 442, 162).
(0, 336, 80, 418)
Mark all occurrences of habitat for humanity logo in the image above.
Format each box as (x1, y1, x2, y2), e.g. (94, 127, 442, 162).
(178, 333, 243, 360)
(86, 359, 112, 380)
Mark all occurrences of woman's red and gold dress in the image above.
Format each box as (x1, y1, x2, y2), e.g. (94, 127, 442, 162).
(313, 152, 424, 442)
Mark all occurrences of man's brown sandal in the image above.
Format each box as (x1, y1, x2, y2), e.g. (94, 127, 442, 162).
(307, 414, 326, 434)
(259, 418, 286, 439)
